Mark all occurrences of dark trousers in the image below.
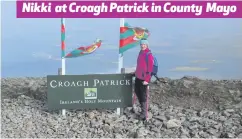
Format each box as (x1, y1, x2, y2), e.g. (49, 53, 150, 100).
(134, 78, 149, 120)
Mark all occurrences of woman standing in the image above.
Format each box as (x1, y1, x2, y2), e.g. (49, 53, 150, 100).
(134, 39, 154, 121)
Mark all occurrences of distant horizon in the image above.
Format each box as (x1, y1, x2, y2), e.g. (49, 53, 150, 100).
(1, 69, 242, 80)
(2, 1, 242, 80)
(1, 75, 242, 80)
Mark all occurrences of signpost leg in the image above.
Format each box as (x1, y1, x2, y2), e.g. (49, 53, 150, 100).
(116, 68, 126, 115)
(132, 90, 136, 109)
(117, 109, 121, 115)
(58, 68, 66, 117)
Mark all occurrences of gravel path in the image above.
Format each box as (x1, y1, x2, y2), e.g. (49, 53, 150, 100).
(1, 76, 242, 138)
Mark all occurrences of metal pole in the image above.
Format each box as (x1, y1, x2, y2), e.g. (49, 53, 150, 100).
(117, 18, 125, 115)
(61, 18, 66, 116)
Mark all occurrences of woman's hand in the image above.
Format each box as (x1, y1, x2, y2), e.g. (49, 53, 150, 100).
(143, 81, 149, 85)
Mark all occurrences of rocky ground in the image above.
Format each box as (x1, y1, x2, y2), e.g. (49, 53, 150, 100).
(1, 76, 242, 138)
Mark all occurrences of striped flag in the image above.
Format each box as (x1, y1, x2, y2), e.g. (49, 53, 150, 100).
(65, 39, 102, 58)
(119, 22, 150, 54)
(61, 18, 65, 58)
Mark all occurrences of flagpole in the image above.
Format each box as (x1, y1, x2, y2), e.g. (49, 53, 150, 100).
(117, 18, 125, 115)
(61, 18, 66, 116)
(118, 18, 124, 73)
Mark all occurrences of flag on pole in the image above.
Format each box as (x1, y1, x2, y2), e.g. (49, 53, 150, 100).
(65, 39, 102, 58)
(118, 18, 125, 73)
(119, 22, 150, 54)
(61, 18, 65, 58)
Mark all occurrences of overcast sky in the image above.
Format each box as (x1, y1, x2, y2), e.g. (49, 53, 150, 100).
(2, 1, 242, 79)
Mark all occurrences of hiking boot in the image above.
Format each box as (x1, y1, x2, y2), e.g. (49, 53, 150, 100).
(140, 102, 148, 121)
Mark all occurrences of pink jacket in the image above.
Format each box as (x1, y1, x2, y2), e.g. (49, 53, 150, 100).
(135, 48, 154, 83)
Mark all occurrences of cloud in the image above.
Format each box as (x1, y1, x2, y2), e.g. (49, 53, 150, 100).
(101, 44, 118, 50)
(86, 53, 105, 60)
(95, 54, 105, 56)
(32, 52, 61, 61)
(100, 61, 121, 65)
(170, 66, 209, 72)
(89, 69, 119, 74)
(151, 42, 171, 47)
(85, 58, 119, 65)
(190, 60, 221, 64)
(87, 56, 102, 60)
(68, 27, 93, 32)
(153, 50, 171, 54)
(111, 61, 119, 64)
(168, 29, 242, 60)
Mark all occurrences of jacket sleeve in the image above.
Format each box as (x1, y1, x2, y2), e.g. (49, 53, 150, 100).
(145, 53, 154, 83)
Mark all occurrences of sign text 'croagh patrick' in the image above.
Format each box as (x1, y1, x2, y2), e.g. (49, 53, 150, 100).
(47, 74, 133, 110)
